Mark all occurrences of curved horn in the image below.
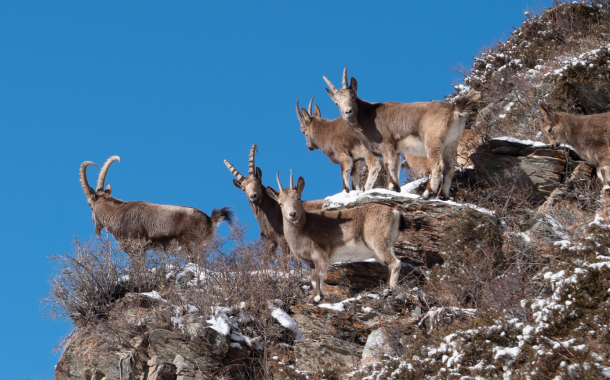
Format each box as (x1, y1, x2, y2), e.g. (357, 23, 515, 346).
(96, 156, 121, 192)
(308, 95, 314, 115)
(276, 172, 283, 191)
(323, 76, 338, 94)
(342, 67, 348, 89)
(296, 98, 303, 123)
(249, 144, 258, 176)
(79, 161, 99, 198)
(224, 160, 245, 182)
(290, 169, 294, 189)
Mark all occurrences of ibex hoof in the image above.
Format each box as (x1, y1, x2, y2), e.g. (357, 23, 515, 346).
(438, 194, 448, 201)
(311, 295, 322, 304)
(421, 190, 431, 199)
(381, 288, 392, 298)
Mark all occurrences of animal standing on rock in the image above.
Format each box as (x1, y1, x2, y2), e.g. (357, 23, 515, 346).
(224, 145, 323, 265)
(80, 156, 233, 255)
(539, 104, 610, 191)
(323, 67, 480, 199)
(296, 96, 381, 192)
(267, 171, 404, 303)
(403, 129, 483, 178)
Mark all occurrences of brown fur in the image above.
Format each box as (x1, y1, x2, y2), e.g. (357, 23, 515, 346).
(224, 147, 323, 265)
(540, 104, 610, 190)
(324, 68, 479, 199)
(267, 172, 403, 303)
(403, 129, 482, 178)
(297, 97, 381, 192)
(80, 157, 233, 255)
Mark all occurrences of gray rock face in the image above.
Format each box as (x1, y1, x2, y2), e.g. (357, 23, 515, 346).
(471, 139, 584, 203)
(54, 294, 231, 380)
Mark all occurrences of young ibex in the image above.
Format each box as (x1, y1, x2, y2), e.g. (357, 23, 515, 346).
(267, 171, 404, 303)
(296, 96, 381, 192)
(403, 129, 482, 178)
(539, 104, 610, 190)
(80, 156, 233, 255)
(323, 68, 480, 199)
(224, 145, 323, 264)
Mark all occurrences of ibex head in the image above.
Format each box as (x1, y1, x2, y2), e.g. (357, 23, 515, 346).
(266, 170, 305, 225)
(296, 96, 322, 151)
(539, 103, 565, 148)
(79, 155, 121, 234)
(323, 67, 359, 125)
(225, 145, 265, 206)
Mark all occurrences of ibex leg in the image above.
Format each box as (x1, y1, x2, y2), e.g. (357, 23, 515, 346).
(363, 152, 381, 191)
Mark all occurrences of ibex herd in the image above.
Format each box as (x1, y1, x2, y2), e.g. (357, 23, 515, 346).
(79, 67, 610, 302)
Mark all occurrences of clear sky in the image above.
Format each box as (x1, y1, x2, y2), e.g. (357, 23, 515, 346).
(0, 1, 550, 378)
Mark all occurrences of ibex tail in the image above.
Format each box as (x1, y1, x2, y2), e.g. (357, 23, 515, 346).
(211, 207, 235, 229)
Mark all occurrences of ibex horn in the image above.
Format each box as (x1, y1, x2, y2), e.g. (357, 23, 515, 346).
(276, 172, 283, 191)
(79, 161, 98, 197)
(224, 160, 245, 182)
(308, 95, 314, 115)
(296, 98, 303, 123)
(249, 144, 258, 176)
(96, 155, 121, 192)
(323, 76, 338, 94)
(342, 67, 348, 89)
(290, 169, 294, 189)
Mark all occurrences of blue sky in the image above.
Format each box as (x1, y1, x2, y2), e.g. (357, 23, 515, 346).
(0, 1, 550, 378)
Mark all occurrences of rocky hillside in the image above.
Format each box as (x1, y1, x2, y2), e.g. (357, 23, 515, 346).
(47, 2, 610, 379)
(450, 0, 610, 141)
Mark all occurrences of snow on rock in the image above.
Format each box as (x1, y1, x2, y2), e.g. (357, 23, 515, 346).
(139, 290, 167, 303)
(493, 136, 547, 147)
(269, 305, 302, 340)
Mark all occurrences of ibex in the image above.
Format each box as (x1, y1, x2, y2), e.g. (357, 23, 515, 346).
(224, 145, 323, 264)
(539, 103, 610, 190)
(323, 68, 480, 199)
(296, 96, 381, 192)
(267, 171, 404, 303)
(80, 156, 234, 255)
(403, 129, 482, 178)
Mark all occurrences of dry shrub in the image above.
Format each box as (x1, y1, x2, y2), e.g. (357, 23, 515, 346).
(424, 208, 503, 309)
(44, 223, 310, 379)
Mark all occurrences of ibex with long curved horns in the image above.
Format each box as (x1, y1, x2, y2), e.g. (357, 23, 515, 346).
(267, 171, 405, 303)
(80, 156, 233, 255)
(323, 68, 480, 199)
(224, 145, 323, 264)
(296, 96, 381, 192)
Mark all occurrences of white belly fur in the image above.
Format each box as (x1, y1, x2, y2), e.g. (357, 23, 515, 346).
(396, 135, 426, 156)
(329, 241, 376, 263)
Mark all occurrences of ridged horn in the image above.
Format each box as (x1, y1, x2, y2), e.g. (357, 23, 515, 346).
(276, 172, 283, 191)
(308, 95, 314, 115)
(79, 161, 98, 198)
(249, 144, 258, 176)
(96, 156, 121, 192)
(296, 98, 303, 123)
(290, 169, 294, 189)
(224, 160, 245, 182)
(342, 67, 348, 89)
(323, 76, 338, 94)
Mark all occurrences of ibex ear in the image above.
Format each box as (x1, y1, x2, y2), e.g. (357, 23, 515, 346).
(256, 167, 262, 179)
(296, 177, 305, 193)
(266, 186, 279, 202)
(233, 179, 242, 189)
(539, 103, 554, 121)
(350, 77, 358, 95)
(325, 87, 336, 102)
(105, 184, 112, 194)
(314, 105, 321, 117)
(301, 108, 311, 124)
